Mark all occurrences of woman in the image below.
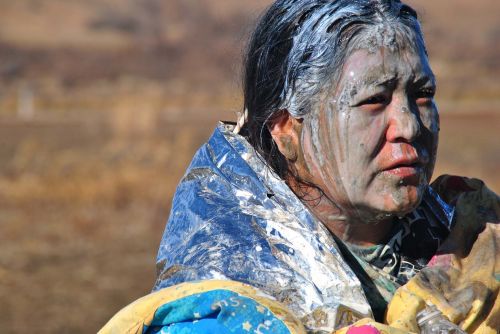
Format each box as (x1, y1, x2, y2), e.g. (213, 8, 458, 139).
(101, 0, 499, 333)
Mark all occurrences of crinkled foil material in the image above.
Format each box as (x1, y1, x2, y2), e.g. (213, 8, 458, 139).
(154, 122, 374, 333)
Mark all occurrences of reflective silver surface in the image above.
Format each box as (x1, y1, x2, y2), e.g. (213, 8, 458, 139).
(154, 122, 372, 332)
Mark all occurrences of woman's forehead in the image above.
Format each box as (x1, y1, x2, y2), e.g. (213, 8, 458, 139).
(338, 47, 434, 88)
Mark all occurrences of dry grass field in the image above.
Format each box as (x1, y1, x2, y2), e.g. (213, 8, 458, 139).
(0, 0, 498, 333)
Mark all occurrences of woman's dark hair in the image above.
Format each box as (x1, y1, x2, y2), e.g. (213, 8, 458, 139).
(240, 0, 425, 179)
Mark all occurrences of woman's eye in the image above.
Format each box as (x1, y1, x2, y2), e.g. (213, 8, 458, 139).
(358, 95, 387, 106)
(356, 94, 389, 108)
(415, 88, 435, 101)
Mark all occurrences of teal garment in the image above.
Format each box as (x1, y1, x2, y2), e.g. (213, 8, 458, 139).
(144, 289, 292, 334)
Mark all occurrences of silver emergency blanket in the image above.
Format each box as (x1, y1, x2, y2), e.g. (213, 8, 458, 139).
(154, 122, 373, 332)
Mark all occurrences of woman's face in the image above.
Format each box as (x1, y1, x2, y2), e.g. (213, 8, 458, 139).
(299, 45, 439, 221)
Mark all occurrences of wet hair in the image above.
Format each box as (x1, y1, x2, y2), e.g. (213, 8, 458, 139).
(240, 0, 426, 179)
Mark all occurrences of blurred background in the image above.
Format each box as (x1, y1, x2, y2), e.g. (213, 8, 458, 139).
(0, 0, 498, 332)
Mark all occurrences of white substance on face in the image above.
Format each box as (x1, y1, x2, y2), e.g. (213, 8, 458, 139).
(297, 40, 438, 225)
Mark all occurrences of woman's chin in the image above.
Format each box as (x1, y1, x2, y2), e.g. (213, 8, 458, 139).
(361, 184, 425, 219)
(385, 185, 425, 215)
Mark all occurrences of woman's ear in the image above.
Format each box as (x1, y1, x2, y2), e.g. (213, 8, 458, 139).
(268, 110, 301, 162)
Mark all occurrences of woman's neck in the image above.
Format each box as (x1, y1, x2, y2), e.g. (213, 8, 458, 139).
(320, 215, 395, 247)
(289, 179, 394, 247)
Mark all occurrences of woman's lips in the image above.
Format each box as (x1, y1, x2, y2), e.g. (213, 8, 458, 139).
(383, 165, 422, 178)
(379, 161, 424, 186)
(377, 144, 429, 182)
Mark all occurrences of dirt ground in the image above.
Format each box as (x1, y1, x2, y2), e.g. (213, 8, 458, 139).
(0, 115, 213, 333)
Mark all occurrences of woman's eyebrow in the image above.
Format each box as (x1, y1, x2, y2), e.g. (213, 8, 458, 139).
(413, 73, 436, 87)
(357, 74, 398, 90)
(375, 75, 398, 87)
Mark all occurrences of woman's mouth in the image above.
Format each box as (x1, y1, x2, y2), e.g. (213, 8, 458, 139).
(380, 157, 425, 183)
(383, 164, 422, 179)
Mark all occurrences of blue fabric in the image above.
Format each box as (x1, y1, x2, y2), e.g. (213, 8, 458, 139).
(143, 289, 291, 334)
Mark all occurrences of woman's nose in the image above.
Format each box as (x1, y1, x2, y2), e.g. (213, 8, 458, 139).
(385, 101, 421, 143)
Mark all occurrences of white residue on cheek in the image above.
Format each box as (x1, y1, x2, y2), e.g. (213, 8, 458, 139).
(335, 86, 353, 164)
